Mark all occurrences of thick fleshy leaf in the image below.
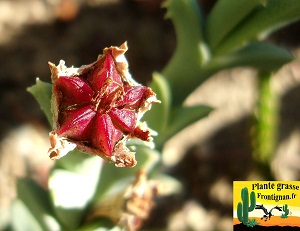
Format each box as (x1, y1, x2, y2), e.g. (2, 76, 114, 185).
(49, 171, 94, 230)
(92, 113, 122, 156)
(144, 72, 171, 135)
(162, 0, 206, 106)
(27, 78, 52, 125)
(89, 54, 122, 91)
(152, 173, 182, 196)
(214, 0, 300, 55)
(92, 146, 160, 202)
(13, 178, 59, 231)
(206, 0, 265, 49)
(58, 105, 96, 140)
(11, 200, 45, 231)
(109, 108, 137, 133)
(203, 42, 293, 72)
(157, 105, 213, 147)
(49, 153, 102, 230)
(76, 220, 115, 231)
(56, 76, 94, 107)
(54, 149, 99, 172)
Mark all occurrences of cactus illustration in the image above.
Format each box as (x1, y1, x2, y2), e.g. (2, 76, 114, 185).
(237, 187, 256, 225)
(281, 204, 289, 218)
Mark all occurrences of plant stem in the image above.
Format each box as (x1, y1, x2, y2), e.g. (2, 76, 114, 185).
(253, 70, 279, 170)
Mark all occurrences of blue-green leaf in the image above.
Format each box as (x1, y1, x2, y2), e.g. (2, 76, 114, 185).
(76, 219, 116, 231)
(157, 105, 213, 147)
(13, 178, 59, 231)
(11, 200, 45, 231)
(215, 0, 300, 55)
(144, 72, 171, 134)
(204, 42, 293, 72)
(162, 0, 207, 106)
(49, 153, 102, 230)
(152, 173, 182, 196)
(27, 78, 52, 125)
(92, 146, 160, 202)
(206, 0, 264, 49)
(89, 147, 160, 225)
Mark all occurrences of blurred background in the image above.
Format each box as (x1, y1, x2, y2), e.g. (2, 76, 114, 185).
(1, 0, 300, 230)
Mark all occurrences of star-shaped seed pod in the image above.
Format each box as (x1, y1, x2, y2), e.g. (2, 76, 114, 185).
(47, 42, 159, 167)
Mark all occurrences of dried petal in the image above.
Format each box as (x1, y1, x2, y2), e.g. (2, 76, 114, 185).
(113, 141, 137, 168)
(48, 131, 77, 160)
(119, 170, 158, 230)
(132, 126, 150, 141)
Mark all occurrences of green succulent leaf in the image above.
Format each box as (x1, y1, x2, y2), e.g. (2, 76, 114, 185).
(93, 146, 160, 202)
(88, 147, 160, 225)
(152, 173, 182, 196)
(206, 0, 265, 49)
(54, 149, 101, 173)
(12, 178, 59, 231)
(214, 0, 300, 55)
(157, 105, 213, 147)
(204, 42, 293, 72)
(162, 0, 207, 106)
(49, 153, 102, 230)
(11, 200, 45, 231)
(76, 219, 116, 231)
(144, 72, 171, 134)
(27, 78, 52, 125)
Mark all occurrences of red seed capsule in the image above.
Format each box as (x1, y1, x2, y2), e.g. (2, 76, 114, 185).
(47, 42, 159, 167)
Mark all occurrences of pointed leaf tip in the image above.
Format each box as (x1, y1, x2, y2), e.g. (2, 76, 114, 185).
(27, 78, 52, 125)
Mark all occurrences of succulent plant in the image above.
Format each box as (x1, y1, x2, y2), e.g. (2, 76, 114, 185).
(246, 218, 259, 227)
(237, 187, 256, 225)
(281, 204, 289, 218)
